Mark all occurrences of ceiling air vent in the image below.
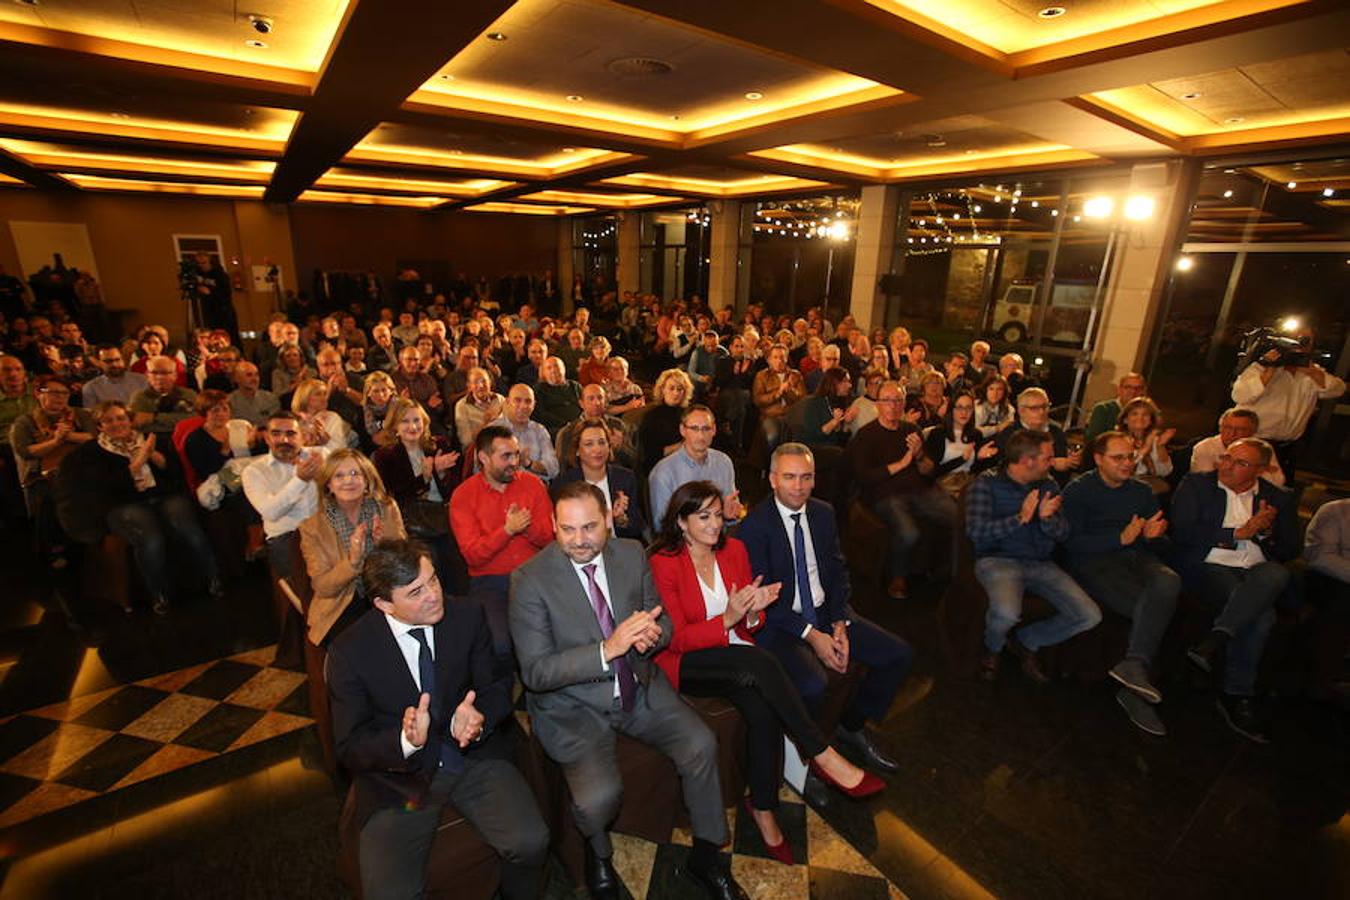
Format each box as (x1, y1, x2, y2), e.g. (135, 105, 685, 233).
(606, 57, 675, 77)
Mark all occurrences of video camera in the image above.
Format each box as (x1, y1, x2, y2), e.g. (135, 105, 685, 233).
(1236, 325, 1311, 373)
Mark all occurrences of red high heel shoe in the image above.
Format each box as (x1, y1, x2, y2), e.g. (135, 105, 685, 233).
(742, 798, 795, 864)
(808, 760, 885, 799)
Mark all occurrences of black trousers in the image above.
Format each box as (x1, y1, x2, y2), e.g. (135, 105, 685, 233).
(679, 643, 828, 811)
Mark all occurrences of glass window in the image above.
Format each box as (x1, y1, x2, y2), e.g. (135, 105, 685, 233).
(748, 194, 858, 319)
(571, 215, 617, 299)
(639, 208, 710, 301)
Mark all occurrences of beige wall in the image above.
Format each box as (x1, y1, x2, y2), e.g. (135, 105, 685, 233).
(0, 189, 560, 341)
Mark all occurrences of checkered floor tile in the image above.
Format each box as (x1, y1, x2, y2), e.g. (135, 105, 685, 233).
(0, 646, 312, 830)
(604, 786, 905, 900)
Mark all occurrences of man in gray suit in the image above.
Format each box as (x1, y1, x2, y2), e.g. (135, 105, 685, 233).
(510, 482, 747, 900)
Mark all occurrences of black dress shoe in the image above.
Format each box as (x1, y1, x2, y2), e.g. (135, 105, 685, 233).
(584, 845, 621, 900)
(1187, 630, 1228, 674)
(836, 726, 900, 774)
(685, 856, 749, 900)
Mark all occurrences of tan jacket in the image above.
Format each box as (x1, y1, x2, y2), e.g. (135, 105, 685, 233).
(753, 368, 805, 418)
(299, 499, 406, 645)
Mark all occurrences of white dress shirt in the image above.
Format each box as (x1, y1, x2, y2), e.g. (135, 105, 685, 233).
(241, 449, 327, 538)
(1231, 363, 1346, 443)
(776, 498, 826, 638)
(385, 613, 438, 758)
(572, 554, 620, 696)
(696, 562, 752, 646)
(1204, 482, 1267, 569)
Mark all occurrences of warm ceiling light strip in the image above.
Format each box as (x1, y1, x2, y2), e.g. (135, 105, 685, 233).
(345, 142, 630, 178)
(297, 190, 448, 208)
(685, 86, 907, 145)
(517, 190, 675, 208)
(0, 173, 25, 185)
(0, 145, 276, 181)
(0, 21, 317, 85)
(314, 172, 512, 195)
(748, 144, 1099, 180)
(405, 89, 681, 144)
(465, 202, 596, 216)
(880, 148, 1103, 181)
(600, 173, 829, 197)
(59, 173, 265, 197)
(0, 108, 293, 152)
(1183, 116, 1350, 151)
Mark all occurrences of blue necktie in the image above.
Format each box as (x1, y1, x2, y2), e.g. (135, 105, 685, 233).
(409, 627, 464, 773)
(791, 513, 818, 626)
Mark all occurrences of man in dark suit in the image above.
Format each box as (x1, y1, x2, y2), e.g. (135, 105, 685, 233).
(328, 540, 549, 900)
(738, 442, 912, 774)
(1170, 437, 1299, 744)
(509, 482, 745, 900)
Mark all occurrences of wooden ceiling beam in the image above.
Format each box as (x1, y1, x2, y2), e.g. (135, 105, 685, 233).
(265, 0, 514, 202)
(0, 147, 77, 191)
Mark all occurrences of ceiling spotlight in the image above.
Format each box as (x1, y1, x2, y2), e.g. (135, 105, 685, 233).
(1175, 256, 1195, 272)
(439, 74, 454, 81)
(1180, 92, 1201, 101)
(562, 147, 576, 153)
(244, 39, 268, 48)
(1223, 189, 1233, 198)
(744, 91, 764, 101)
(566, 94, 584, 102)
(486, 31, 507, 41)
(1287, 181, 1298, 189)
(1038, 6, 1066, 17)
(1323, 188, 1335, 197)
(1224, 117, 1244, 124)
(1051, 209, 1059, 216)
(1030, 201, 1039, 208)
(670, 115, 681, 120)
(247, 14, 273, 34)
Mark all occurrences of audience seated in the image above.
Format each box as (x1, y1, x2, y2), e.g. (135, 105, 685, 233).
(327, 539, 548, 900)
(638, 369, 693, 472)
(1083, 372, 1149, 444)
(993, 387, 1081, 482)
(973, 374, 1014, 438)
(532, 357, 583, 435)
(242, 410, 327, 581)
(11, 374, 94, 563)
(738, 444, 912, 773)
(82, 344, 147, 407)
(1303, 498, 1350, 704)
(299, 448, 406, 646)
(752, 345, 805, 450)
(228, 360, 279, 427)
(967, 429, 1102, 683)
(1061, 431, 1181, 735)
(509, 481, 747, 900)
(1189, 408, 1287, 486)
(845, 380, 955, 599)
(291, 378, 354, 452)
(555, 384, 635, 474)
(801, 368, 858, 449)
(1116, 397, 1175, 493)
(712, 336, 757, 451)
(130, 356, 197, 440)
(63, 400, 222, 614)
(648, 479, 881, 864)
(922, 391, 998, 497)
(1170, 437, 1298, 743)
(647, 404, 742, 526)
(453, 367, 505, 451)
(488, 384, 558, 481)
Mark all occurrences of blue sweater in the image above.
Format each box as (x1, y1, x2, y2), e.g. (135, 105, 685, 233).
(966, 469, 1068, 560)
(1060, 470, 1164, 561)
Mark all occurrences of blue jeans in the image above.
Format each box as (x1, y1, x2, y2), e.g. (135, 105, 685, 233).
(1069, 549, 1180, 666)
(106, 493, 218, 600)
(975, 557, 1101, 654)
(1195, 562, 1287, 696)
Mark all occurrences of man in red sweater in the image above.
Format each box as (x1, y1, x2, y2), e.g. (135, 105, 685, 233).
(450, 424, 553, 667)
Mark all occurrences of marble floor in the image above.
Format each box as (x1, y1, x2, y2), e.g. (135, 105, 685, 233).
(0, 513, 1345, 899)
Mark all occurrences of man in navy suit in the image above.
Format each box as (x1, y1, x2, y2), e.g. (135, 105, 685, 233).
(1171, 437, 1299, 744)
(327, 540, 549, 900)
(738, 443, 912, 773)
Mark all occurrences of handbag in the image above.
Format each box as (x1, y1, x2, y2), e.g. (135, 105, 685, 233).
(402, 497, 449, 538)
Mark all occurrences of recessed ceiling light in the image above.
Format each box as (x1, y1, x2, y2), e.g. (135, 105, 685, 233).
(448, 149, 463, 156)
(439, 74, 454, 81)
(744, 91, 764, 101)
(1287, 181, 1298, 189)
(1180, 92, 1201, 101)
(566, 94, 584, 102)
(561, 147, 575, 153)
(109, 111, 131, 119)
(670, 115, 680, 121)
(1223, 189, 1233, 198)
(244, 39, 267, 48)
(1225, 117, 1244, 124)
(486, 32, 507, 41)
(1323, 188, 1335, 197)
(1038, 6, 1067, 18)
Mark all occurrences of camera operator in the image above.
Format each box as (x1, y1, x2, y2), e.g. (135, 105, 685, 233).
(1231, 325, 1344, 479)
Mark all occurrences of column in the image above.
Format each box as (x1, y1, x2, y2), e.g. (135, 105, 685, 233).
(848, 184, 900, 329)
(616, 210, 640, 296)
(557, 217, 574, 314)
(232, 200, 296, 333)
(707, 198, 742, 312)
(1083, 160, 1198, 407)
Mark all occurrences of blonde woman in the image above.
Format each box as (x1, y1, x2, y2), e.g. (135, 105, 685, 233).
(640, 368, 694, 471)
(292, 378, 353, 452)
(299, 448, 405, 645)
(360, 370, 396, 443)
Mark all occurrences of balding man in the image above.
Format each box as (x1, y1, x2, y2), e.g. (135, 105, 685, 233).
(1190, 409, 1286, 487)
(228, 360, 279, 427)
(1171, 437, 1299, 744)
(488, 384, 558, 481)
(1083, 372, 1148, 444)
(532, 357, 583, 435)
(129, 357, 197, 436)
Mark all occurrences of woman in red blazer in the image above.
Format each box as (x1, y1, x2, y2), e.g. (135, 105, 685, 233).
(649, 480, 882, 865)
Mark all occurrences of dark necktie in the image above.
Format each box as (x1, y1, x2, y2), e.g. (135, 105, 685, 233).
(791, 513, 818, 626)
(583, 563, 636, 712)
(409, 627, 464, 772)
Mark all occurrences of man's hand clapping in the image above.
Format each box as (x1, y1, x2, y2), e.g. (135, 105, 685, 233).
(603, 605, 664, 661)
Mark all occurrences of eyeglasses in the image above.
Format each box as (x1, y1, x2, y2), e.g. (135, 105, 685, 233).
(1019, 403, 1049, 412)
(683, 424, 715, 433)
(1218, 454, 1257, 469)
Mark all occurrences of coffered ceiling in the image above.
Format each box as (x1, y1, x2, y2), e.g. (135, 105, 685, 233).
(0, 0, 1345, 213)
